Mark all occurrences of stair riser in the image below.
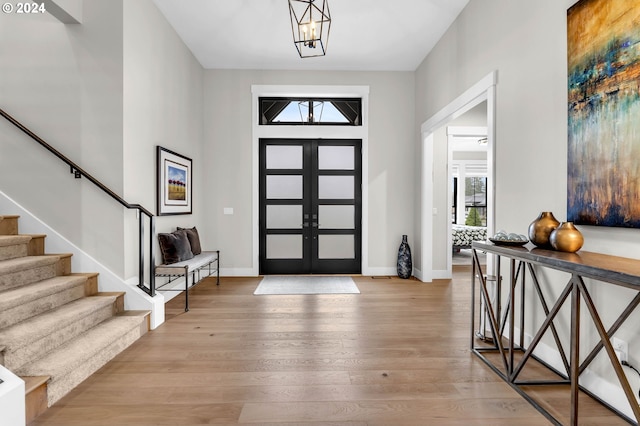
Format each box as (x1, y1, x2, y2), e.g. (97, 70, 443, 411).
(0, 283, 87, 329)
(0, 264, 57, 292)
(45, 324, 144, 406)
(27, 235, 45, 256)
(0, 216, 19, 235)
(3, 302, 118, 371)
(52, 255, 71, 276)
(25, 379, 47, 424)
(0, 243, 28, 261)
(85, 274, 98, 295)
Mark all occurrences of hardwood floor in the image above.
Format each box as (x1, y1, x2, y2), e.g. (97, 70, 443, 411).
(29, 269, 627, 425)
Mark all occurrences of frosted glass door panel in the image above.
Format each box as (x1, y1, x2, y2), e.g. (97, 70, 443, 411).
(267, 235, 302, 259)
(318, 205, 354, 229)
(318, 235, 354, 259)
(318, 146, 354, 170)
(318, 176, 354, 199)
(266, 175, 303, 199)
(267, 205, 302, 229)
(266, 145, 303, 169)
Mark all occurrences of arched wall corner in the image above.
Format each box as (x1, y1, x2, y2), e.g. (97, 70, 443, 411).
(419, 71, 498, 282)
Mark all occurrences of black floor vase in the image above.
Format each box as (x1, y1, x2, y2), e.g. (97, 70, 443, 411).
(397, 235, 412, 279)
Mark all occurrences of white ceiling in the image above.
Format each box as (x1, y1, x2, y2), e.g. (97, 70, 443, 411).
(152, 0, 470, 71)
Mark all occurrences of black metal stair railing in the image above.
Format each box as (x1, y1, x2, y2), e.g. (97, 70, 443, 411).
(0, 108, 156, 296)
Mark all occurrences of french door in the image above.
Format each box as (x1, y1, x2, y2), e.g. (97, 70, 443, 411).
(259, 139, 362, 275)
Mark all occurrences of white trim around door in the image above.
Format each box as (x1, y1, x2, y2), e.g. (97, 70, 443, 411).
(419, 71, 498, 282)
(251, 85, 370, 276)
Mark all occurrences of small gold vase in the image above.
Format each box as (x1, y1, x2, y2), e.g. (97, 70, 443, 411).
(550, 222, 584, 253)
(528, 212, 560, 248)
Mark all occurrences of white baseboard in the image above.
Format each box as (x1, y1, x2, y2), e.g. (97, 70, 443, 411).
(362, 267, 397, 277)
(220, 267, 259, 277)
(432, 269, 451, 280)
(221, 267, 412, 279)
(413, 267, 423, 281)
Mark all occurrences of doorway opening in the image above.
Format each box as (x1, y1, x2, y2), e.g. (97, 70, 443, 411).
(448, 125, 488, 272)
(420, 71, 497, 281)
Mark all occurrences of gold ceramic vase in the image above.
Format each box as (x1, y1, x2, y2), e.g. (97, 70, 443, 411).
(550, 222, 584, 253)
(528, 211, 560, 248)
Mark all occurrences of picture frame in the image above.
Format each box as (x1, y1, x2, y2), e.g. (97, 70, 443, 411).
(157, 146, 192, 215)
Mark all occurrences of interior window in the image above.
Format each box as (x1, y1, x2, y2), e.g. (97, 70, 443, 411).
(259, 97, 361, 125)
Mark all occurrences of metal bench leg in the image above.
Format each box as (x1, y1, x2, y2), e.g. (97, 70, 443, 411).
(184, 266, 189, 312)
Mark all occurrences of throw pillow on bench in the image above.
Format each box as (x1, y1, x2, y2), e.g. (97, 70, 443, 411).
(157, 226, 202, 264)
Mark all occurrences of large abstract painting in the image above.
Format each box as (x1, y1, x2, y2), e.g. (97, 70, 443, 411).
(567, 0, 640, 227)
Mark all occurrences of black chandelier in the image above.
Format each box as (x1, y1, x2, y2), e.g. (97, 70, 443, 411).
(288, 0, 331, 58)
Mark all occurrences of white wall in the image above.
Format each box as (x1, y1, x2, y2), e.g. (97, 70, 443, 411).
(203, 70, 415, 275)
(0, 366, 24, 426)
(0, 0, 205, 282)
(0, 0, 126, 275)
(415, 0, 640, 417)
(123, 0, 204, 278)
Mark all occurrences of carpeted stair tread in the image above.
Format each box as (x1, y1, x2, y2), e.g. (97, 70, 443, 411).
(0, 295, 120, 370)
(0, 294, 118, 346)
(0, 275, 89, 329)
(0, 235, 31, 261)
(17, 314, 146, 378)
(0, 255, 58, 275)
(0, 255, 59, 292)
(17, 314, 148, 405)
(0, 235, 31, 247)
(0, 275, 88, 310)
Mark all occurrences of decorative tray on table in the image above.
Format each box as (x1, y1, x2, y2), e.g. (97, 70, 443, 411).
(488, 238, 528, 247)
(488, 231, 529, 247)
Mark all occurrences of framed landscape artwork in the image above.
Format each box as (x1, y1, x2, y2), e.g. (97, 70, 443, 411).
(567, 0, 640, 227)
(157, 146, 192, 215)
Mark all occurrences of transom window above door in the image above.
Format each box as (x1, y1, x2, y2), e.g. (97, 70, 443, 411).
(259, 97, 362, 126)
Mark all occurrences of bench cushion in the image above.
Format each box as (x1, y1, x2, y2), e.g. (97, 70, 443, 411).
(155, 251, 218, 276)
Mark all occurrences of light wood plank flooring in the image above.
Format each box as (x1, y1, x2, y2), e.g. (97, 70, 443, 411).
(29, 269, 627, 425)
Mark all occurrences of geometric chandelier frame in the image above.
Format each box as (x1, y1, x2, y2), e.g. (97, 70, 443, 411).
(288, 0, 331, 58)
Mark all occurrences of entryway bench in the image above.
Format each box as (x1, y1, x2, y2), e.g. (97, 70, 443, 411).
(155, 250, 220, 312)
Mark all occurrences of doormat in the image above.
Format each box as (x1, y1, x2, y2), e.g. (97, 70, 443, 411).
(254, 276, 360, 295)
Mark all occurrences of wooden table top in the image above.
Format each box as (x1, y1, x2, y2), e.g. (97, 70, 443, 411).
(472, 241, 640, 289)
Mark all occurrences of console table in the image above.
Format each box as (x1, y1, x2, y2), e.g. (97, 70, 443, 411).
(471, 241, 640, 425)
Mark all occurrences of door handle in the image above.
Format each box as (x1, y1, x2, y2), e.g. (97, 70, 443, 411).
(302, 222, 310, 228)
(312, 222, 319, 227)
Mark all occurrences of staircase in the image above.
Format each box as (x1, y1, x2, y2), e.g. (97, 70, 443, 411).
(0, 214, 150, 423)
